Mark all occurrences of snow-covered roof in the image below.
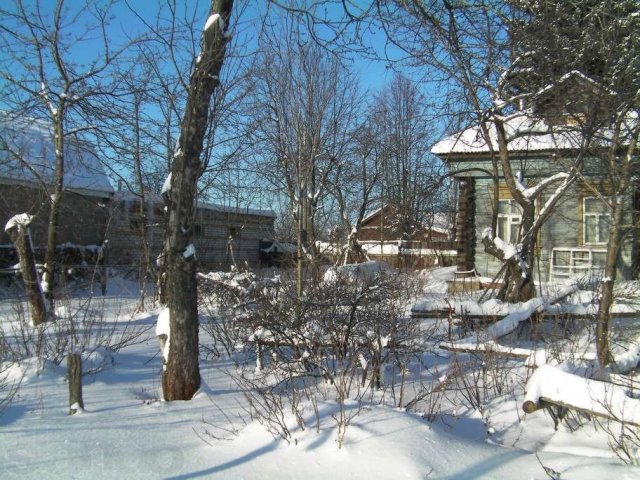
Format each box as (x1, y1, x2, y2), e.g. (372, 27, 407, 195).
(361, 204, 385, 224)
(198, 201, 276, 219)
(112, 191, 276, 219)
(534, 70, 617, 101)
(425, 212, 452, 234)
(431, 112, 584, 156)
(0, 114, 114, 195)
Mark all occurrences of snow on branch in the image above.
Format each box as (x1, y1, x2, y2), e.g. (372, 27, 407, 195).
(481, 228, 528, 276)
(613, 335, 640, 374)
(533, 173, 575, 226)
(5, 213, 34, 232)
(515, 172, 570, 200)
(440, 282, 578, 352)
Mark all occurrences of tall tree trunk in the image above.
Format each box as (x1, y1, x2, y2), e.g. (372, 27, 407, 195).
(456, 177, 475, 271)
(43, 117, 66, 303)
(160, 0, 233, 401)
(5, 216, 48, 326)
(133, 99, 153, 311)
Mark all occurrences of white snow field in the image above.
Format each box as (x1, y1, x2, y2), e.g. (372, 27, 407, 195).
(1, 271, 639, 480)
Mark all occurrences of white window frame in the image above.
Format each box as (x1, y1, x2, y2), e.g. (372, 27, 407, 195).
(497, 199, 522, 243)
(583, 197, 610, 245)
(550, 247, 607, 280)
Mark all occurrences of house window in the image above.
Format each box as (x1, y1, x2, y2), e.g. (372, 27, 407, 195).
(583, 197, 610, 245)
(193, 224, 203, 237)
(551, 248, 606, 279)
(497, 199, 521, 243)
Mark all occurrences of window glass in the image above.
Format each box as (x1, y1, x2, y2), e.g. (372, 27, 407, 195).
(553, 250, 570, 266)
(592, 252, 606, 266)
(583, 197, 610, 244)
(497, 199, 521, 243)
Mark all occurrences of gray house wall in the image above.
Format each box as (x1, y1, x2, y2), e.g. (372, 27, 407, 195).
(0, 181, 112, 262)
(448, 154, 635, 282)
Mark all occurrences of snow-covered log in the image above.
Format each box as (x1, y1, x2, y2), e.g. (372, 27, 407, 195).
(522, 364, 640, 427)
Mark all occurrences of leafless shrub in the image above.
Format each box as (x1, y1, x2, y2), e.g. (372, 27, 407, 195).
(603, 420, 640, 465)
(1, 293, 148, 366)
(199, 271, 280, 358)
(210, 266, 424, 446)
(0, 330, 22, 417)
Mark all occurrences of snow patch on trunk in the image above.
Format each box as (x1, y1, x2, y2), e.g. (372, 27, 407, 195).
(204, 13, 224, 32)
(161, 172, 172, 195)
(183, 244, 196, 259)
(156, 308, 170, 369)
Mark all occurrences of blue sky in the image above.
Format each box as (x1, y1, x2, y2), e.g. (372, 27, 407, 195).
(35, 0, 398, 93)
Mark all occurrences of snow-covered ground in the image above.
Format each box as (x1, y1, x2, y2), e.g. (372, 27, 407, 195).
(1, 270, 639, 479)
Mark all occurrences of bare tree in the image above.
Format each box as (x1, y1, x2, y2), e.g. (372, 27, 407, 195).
(248, 19, 359, 294)
(325, 118, 381, 265)
(4, 215, 48, 325)
(504, 0, 640, 364)
(0, 0, 133, 303)
(371, 74, 446, 241)
(372, 2, 596, 301)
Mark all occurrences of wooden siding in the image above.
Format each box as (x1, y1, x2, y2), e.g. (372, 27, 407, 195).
(107, 198, 275, 271)
(0, 182, 110, 251)
(446, 160, 635, 281)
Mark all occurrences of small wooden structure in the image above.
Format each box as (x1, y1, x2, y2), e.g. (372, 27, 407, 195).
(108, 192, 276, 271)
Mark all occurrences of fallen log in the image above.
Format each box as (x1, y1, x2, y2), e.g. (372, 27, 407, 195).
(439, 340, 532, 358)
(438, 283, 579, 355)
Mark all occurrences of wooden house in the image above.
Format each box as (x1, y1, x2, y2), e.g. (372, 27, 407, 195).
(355, 203, 455, 268)
(358, 203, 452, 245)
(431, 72, 637, 282)
(0, 113, 276, 273)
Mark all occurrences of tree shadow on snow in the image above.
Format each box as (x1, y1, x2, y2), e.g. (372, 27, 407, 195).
(164, 441, 279, 479)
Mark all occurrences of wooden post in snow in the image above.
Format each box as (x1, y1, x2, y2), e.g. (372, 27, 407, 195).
(67, 351, 84, 415)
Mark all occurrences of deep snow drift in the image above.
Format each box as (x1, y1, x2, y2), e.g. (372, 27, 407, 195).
(1, 271, 639, 479)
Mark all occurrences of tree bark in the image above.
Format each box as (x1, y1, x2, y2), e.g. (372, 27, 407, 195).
(6, 219, 48, 326)
(455, 177, 475, 271)
(161, 0, 233, 401)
